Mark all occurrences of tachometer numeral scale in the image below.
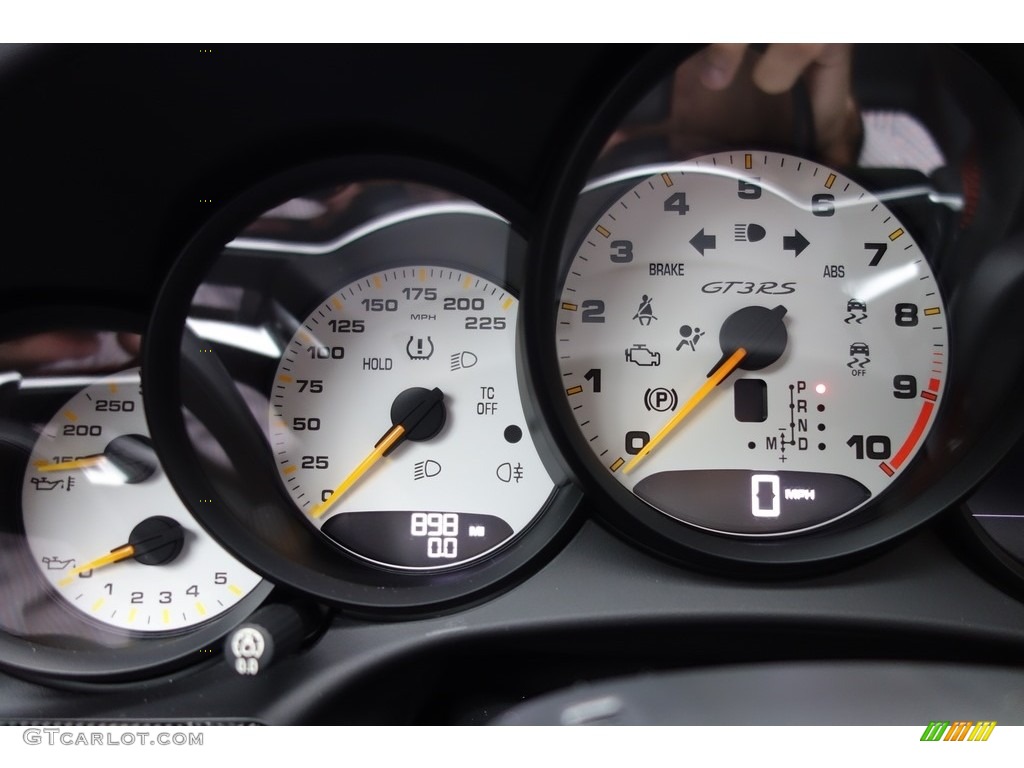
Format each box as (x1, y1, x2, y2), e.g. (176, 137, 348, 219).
(556, 151, 947, 536)
(271, 266, 554, 570)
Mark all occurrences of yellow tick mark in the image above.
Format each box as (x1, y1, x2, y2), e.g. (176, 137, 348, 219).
(91, 598, 105, 613)
(661, 172, 673, 187)
(824, 173, 836, 189)
(282, 465, 297, 475)
(889, 228, 905, 241)
(744, 153, 753, 170)
(228, 584, 242, 596)
(162, 609, 171, 625)
(331, 297, 343, 310)
(595, 225, 611, 238)
(127, 608, 137, 624)
(195, 601, 207, 617)
(64, 410, 78, 422)
(566, 385, 584, 396)
(278, 374, 294, 383)
(561, 302, 578, 311)
(108, 383, 119, 394)
(372, 275, 383, 289)
(923, 307, 942, 316)
(418, 268, 427, 282)
(610, 458, 625, 472)
(502, 297, 514, 310)
(462, 275, 473, 289)
(298, 331, 311, 344)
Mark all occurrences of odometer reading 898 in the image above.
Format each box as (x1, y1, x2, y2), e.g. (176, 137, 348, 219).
(556, 151, 948, 536)
(272, 266, 554, 569)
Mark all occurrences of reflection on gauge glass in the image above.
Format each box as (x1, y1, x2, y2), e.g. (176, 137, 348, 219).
(555, 151, 948, 536)
(147, 168, 580, 610)
(964, 434, 1024, 579)
(273, 265, 554, 570)
(22, 368, 263, 632)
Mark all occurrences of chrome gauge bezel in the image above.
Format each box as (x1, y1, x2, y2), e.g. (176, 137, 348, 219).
(144, 156, 581, 614)
(0, 308, 271, 682)
(521, 45, 1024, 570)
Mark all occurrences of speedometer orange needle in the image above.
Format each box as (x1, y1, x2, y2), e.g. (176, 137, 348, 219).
(309, 386, 447, 519)
(310, 424, 406, 519)
(623, 347, 747, 474)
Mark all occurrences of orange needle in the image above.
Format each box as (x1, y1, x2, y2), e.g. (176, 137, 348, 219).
(57, 544, 135, 587)
(310, 424, 406, 519)
(34, 455, 105, 472)
(623, 347, 748, 474)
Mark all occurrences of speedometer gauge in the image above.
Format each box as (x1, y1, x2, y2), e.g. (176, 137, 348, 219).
(145, 162, 581, 610)
(273, 266, 554, 570)
(554, 151, 948, 536)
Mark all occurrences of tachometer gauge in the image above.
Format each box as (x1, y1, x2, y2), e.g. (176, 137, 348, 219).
(553, 151, 948, 537)
(273, 266, 554, 570)
(22, 368, 263, 632)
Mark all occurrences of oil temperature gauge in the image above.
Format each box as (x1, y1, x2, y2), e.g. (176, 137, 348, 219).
(272, 265, 555, 570)
(22, 369, 263, 633)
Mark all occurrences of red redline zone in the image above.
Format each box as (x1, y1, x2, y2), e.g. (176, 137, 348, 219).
(887, 379, 941, 473)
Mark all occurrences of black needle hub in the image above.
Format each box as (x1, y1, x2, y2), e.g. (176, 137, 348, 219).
(127, 515, 185, 565)
(709, 305, 789, 377)
(383, 387, 447, 455)
(104, 434, 159, 484)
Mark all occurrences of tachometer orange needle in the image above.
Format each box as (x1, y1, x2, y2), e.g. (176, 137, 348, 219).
(310, 424, 406, 519)
(58, 544, 135, 587)
(623, 347, 748, 474)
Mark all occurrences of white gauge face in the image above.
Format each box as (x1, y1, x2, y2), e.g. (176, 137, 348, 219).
(22, 369, 263, 632)
(271, 265, 555, 570)
(556, 151, 948, 535)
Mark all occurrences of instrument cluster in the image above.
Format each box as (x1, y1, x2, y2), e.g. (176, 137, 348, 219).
(2, 44, 1024, 694)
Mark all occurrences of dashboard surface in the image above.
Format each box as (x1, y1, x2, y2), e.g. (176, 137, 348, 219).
(2, 43, 1024, 726)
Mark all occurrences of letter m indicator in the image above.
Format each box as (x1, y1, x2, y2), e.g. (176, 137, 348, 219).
(920, 721, 950, 741)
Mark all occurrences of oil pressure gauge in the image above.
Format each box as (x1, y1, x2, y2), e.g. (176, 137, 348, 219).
(22, 368, 263, 632)
(551, 151, 948, 538)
